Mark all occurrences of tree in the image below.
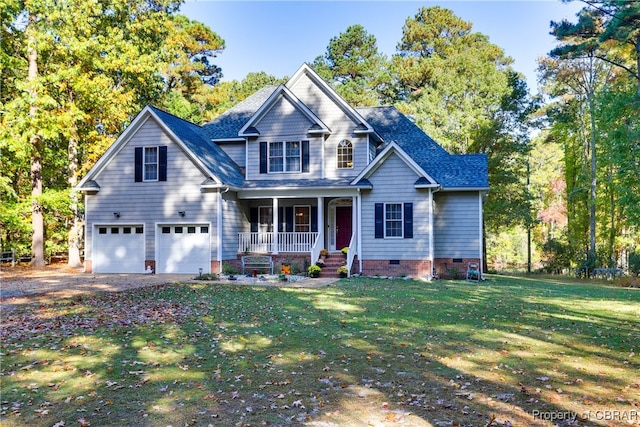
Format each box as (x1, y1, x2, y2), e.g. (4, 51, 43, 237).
(312, 24, 390, 106)
(392, 6, 513, 154)
(0, 0, 227, 265)
(157, 14, 226, 123)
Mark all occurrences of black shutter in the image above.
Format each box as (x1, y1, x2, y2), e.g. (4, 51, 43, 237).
(260, 141, 267, 174)
(159, 146, 167, 181)
(285, 207, 294, 232)
(404, 203, 413, 239)
(250, 208, 258, 232)
(374, 203, 384, 239)
(134, 147, 143, 182)
(311, 206, 318, 232)
(302, 140, 309, 173)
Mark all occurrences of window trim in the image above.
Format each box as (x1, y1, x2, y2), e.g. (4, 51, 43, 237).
(294, 205, 311, 232)
(143, 146, 159, 182)
(258, 206, 273, 232)
(384, 202, 404, 238)
(337, 139, 353, 169)
(267, 141, 302, 174)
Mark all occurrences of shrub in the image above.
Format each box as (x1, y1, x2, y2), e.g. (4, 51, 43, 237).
(308, 264, 321, 277)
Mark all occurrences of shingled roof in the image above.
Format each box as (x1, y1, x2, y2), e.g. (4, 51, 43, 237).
(357, 106, 488, 190)
(150, 106, 245, 188)
(158, 88, 487, 190)
(203, 86, 278, 141)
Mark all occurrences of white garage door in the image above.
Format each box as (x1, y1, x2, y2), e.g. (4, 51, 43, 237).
(93, 225, 145, 273)
(157, 225, 211, 274)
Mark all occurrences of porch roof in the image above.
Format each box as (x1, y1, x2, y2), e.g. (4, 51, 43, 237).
(242, 177, 369, 189)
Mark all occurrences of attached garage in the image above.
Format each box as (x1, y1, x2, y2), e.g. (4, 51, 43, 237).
(156, 224, 211, 274)
(93, 225, 145, 273)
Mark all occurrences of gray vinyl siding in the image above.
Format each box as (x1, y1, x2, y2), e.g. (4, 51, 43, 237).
(255, 96, 312, 136)
(433, 192, 481, 259)
(218, 142, 246, 168)
(84, 117, 218, 262)
(323, 135, 368, 179)
(288, 74, 370, 178)
(360, 153, 430, 260)
(220, 192, 245, 260)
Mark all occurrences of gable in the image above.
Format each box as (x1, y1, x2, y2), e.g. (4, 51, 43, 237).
(253, 94, 314, 137)
(287, 71, 365, 135)
(87, 117, 210, 188)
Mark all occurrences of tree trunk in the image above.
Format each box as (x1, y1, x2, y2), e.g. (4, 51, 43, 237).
(28, 13, 45, 267)
(68, 132, 84, 268)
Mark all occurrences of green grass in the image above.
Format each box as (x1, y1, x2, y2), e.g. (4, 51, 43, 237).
(1, 276, 639, 426)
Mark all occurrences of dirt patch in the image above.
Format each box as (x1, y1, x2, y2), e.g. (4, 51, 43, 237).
(0, 263, 336, 312)
(0, 263, 193, 311)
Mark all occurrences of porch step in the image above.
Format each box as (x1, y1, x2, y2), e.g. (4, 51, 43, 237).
(318, 253, 347, 278)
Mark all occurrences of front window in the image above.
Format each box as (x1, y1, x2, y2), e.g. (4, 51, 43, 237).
(144, 147, 158, 181)
(269, 141, 300, 173)
(294, 206, 310, 232)
(385, 203, 403, 238)
(337, 139, 353, 168)
(259, 206, 273, 232)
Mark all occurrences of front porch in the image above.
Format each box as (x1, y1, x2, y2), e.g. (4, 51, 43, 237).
(235, 195, 360, 276)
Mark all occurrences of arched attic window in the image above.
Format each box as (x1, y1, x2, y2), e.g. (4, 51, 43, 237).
(337, 139, 353, 169)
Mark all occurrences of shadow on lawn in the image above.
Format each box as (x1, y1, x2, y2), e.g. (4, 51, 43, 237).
(1, 277, 638, 426)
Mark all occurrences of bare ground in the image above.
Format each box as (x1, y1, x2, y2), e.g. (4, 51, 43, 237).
(0, 263, 335, 312)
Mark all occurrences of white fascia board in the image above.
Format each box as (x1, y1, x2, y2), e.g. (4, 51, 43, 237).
(145, 108, 222, 184)
(77, 105, 221, 189)
(415, 183, 442, 189)
(287, 63, 375, 134)
(238, 84, 330, 137)
(77, 106, 155, 188)
(350, 141, 438, 186)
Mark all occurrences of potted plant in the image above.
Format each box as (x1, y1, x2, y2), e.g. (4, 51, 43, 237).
(320, 248, 329, 258)
(341, 247, 349, 258)
(308, 264, 321, 278)
(337, 265, 348, 278)
(316, 258, 325, 268)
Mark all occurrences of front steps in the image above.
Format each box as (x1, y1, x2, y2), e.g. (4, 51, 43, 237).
(318, 252, 346, 278)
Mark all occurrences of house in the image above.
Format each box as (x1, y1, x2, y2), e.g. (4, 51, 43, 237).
(76, 64, 488, 279)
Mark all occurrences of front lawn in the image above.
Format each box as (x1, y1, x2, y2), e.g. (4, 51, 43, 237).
(1, 276, 638, 426)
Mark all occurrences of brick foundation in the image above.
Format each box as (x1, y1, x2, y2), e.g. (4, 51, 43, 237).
(434, 258, 481, 279)
(361, 259, 432, 278)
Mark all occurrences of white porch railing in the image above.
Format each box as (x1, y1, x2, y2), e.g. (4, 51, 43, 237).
(238, 232, 319, 253)
(346, 232, 356, 277)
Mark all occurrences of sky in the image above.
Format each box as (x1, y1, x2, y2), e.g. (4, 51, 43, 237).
(179, 1, 584, 92)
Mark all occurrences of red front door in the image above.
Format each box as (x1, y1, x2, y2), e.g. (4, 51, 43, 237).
(335, 206, 352, 250)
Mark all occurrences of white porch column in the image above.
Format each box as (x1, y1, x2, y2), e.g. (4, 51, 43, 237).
(351, 195, 357, 244)
(317, 196, 324, 247)
(272, 197, 279, 254)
